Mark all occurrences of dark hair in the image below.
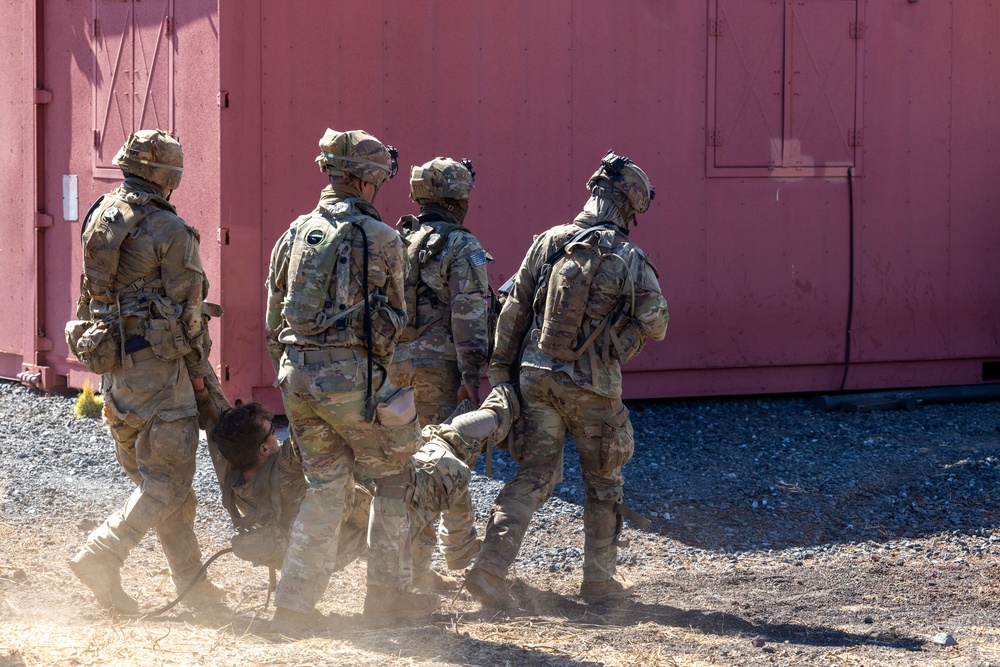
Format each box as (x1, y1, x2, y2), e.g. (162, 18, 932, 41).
(211, 402, 274, 472)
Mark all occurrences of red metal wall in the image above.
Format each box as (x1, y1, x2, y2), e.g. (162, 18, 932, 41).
(5, 1, 1000, 408)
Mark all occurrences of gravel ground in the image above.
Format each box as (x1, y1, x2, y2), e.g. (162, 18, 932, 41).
(2, 379, 1000, 666)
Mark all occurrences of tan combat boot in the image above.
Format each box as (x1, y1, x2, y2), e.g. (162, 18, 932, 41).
(464, 568, 516, 610)
(69, 550, 140, 615)
(270, 606, 334, 637)
(363, 586, 438, 623)
(175, 577, 228, 610)
(412, 569, 461, 593)
(579, 572, 635, 604)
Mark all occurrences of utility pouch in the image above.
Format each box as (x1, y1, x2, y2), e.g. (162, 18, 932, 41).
(370, 300, 402, 358)
(599, 404, 634, 472)
(67, 319, 121, 374)
(145, 298, 191, 361)
(231, 524, 287, 569)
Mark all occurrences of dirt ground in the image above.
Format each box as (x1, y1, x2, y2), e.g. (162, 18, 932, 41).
(2, 390, 1000, 666)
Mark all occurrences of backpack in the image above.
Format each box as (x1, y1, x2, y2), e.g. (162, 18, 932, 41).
(396, 215, 466, 341)
(535, 224, 634, 361)
(282, 199, 370, 336)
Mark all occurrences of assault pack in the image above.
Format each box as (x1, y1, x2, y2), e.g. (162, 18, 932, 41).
(396, 215, 467, 341)
(534, 223, 637, 362)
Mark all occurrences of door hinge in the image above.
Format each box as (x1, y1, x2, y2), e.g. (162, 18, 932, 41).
(850, 22, 864, 39)
(848, 130, 863, 147)
(219, 227, 230, 245)
(34, 89, 52, 105)
(94, 129, 100, 148)
(165, 16, 173, 35)
(217, 364, 230, 382)
(708, 129, 724, 147)
(93, 18, 100, 38)
(34, 213, 54, 229)
(709, 19, 725, 36)
(218, 91, 230, 108)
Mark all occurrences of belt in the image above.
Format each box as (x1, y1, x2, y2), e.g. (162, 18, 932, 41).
(285, 346, 361, 365)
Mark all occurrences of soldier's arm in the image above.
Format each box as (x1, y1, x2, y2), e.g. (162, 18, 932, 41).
(632, 254, 668, 342)
(160, 222, 212, 381)
(446, 236, 490, 389)
(264, 230, 291, 370)
(487, 236, 543, 386)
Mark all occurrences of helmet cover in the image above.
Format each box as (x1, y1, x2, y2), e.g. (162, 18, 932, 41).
(316, 129, 398, 186)
(113, 129, 184, 190)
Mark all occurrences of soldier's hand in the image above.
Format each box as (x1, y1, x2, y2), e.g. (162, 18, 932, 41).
(457, 384, 480, 407)
(191, 376, 205, 391)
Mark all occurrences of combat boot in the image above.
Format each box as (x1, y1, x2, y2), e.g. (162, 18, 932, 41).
(464, 568, 516, 610)
(412, 569, 461, 593)
(68, 550, 140, 615)
(579, 572, 635, 604)
(175, 577, 228, 610)
(270, 606, 334, 637)
(363, 586, 438, 623)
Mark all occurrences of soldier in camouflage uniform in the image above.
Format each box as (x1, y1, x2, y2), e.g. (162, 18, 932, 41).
(465, 152, 669, 608)
(265, 129, 434, 633)
(210, 386, 516, 592)
(390, 157, 491, 424)
(67, 130, 226, 614)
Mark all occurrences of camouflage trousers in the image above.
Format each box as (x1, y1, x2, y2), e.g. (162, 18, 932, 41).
(77, 352, 204, 587)
(390, 358, 461, 425)
(335, 440, 477, 575)
(475, 367, 635, 583)
(274, 348, 422, 614)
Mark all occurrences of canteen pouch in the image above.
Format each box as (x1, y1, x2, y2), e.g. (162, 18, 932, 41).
(67, 319, 122, 374)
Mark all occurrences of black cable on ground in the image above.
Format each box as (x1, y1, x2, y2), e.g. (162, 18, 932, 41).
(141, 547, 233, 618)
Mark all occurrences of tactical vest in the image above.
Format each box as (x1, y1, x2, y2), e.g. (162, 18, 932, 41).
(282, 199, 371, 336)
(80, 193, 159, 302)
(396, 215, 466, 342)
(535, 224, 634, 361)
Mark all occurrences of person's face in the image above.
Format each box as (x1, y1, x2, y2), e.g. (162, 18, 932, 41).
(257, 419, 279, 463)
(359, 179, 380, 202)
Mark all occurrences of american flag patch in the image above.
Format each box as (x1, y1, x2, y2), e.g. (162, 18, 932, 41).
(470, 250, 488, 266)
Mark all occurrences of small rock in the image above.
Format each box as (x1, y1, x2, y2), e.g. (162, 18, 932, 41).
(750, 637, 766, 648)
(931, 632, 957, 647)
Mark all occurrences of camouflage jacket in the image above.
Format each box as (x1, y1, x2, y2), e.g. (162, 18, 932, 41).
(265, 185, 408, 367)
(488, 213, 668, 398)
(394, 214, 491, 387)
(224, 438, 306, 532)
(77, 177, 213, 380)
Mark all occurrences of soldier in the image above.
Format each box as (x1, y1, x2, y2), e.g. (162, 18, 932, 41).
(208, 385, 516, 596)
(464, 151, 669, 608)
(264, 129, 433, 633)
(391, 157, 491, 424)
(67, 129, 225, 614)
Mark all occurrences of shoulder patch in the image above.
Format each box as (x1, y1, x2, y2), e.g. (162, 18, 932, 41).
(469, 250, 488, 267)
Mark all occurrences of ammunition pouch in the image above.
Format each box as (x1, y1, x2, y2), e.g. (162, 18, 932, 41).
(599, 404, 634, 472)
(66, 319, 121, 375)
(144, 297, 192, 361)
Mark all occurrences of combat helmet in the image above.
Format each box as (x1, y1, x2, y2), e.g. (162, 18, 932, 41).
(316, 129, 398, 186)
(586, 150, 655, 220)
(409, 157, 475, 203)
(113, 129, 184, 191)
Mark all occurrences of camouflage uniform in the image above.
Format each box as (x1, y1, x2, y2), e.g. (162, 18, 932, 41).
(391, 157, 490, 424)
(265, 130, 422, 617)
(469, 154, 668, 600)
(70, 166, 217, 604)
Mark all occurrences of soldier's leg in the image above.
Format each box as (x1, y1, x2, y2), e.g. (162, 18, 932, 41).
(273, 393, 354, 615)
(472, 369, 566, 581)
(428, 446, 478, 570)
(567, 389, 635, 597)
(410, 361, 461, 425)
